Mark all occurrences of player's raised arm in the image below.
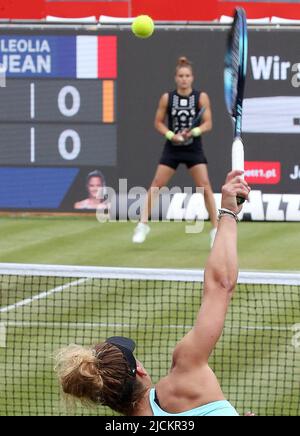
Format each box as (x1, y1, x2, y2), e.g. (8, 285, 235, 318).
(172, 170, 250, 367)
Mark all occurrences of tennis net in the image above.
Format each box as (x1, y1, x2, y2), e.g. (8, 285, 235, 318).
(0, 263, 299, 416)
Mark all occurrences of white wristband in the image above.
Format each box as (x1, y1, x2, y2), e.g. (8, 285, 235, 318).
(165, 130, 175, 141)
(191, 127, 202, 137)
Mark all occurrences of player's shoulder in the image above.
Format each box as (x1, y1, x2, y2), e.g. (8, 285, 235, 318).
(159, 92, 170, 106)
(199, 91, 209, 99)
(199, 91, 211, 105)
(161, 89, 177, 98)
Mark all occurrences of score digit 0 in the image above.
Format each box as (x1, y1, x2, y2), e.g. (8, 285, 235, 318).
(58, 86, 81, 117)
(58, 86, 81, 160)
(30, 84, 83, 162)
(58, 129, 81, 160)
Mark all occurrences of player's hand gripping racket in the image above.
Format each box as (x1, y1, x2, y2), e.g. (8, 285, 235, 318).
(189, 106, 206, 131)
(224, 7, 248, 205)
(179, 106, 206, 142)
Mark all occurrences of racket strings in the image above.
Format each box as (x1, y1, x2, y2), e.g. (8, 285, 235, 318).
(224, 9, 247, 119)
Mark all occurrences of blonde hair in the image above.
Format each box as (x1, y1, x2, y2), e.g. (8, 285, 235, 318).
(54, 343, 146, 415)
(176, 56, 193, 74)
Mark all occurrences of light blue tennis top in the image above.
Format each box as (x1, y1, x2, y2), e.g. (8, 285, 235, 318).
(149, 389, 239, 416)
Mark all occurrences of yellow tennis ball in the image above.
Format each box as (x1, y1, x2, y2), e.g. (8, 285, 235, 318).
(132, 15, 154, 39)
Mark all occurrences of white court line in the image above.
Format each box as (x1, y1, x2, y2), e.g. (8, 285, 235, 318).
(0, 278, 87, 314)
(1, 321, 294, 332)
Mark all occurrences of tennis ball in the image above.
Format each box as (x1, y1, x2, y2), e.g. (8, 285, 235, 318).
(132, 15, 154, 39)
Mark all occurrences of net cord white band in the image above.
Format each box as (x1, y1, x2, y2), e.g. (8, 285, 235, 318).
(0, 263, 299, 286)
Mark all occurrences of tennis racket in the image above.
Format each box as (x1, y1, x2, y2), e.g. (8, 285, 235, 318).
(224, 7, 248, 204)
(189, 106, 206, 131)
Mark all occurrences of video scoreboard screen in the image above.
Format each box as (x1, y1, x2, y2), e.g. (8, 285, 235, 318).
(0, 34, 117, 209)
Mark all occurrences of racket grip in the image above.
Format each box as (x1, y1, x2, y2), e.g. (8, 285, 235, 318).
(232, 138, 246, 205)
(232, 138, 244, 173)
(236, 195, 245, 205)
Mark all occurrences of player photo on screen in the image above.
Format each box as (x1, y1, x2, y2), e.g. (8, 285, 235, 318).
(74, 169, 110, 211)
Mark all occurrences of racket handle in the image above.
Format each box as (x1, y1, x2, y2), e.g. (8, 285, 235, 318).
(232, 138, 246, 205)
(236, 195, 245, 205)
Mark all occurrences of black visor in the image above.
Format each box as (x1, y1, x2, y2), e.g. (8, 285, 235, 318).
(106, 336, 137, 377)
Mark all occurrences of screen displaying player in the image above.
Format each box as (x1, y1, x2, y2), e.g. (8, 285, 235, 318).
(74, 170, 109, 210)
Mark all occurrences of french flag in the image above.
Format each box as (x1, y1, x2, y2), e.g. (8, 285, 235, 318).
(76, 35, 117, 79)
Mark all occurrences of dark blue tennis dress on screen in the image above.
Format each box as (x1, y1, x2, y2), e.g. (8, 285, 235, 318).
(160, 90, 208, 170)
(149, 389, 239, 416)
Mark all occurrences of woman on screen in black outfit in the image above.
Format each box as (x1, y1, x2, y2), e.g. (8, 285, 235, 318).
(132, 56, 218, 248)
(54, 170, 253, 416)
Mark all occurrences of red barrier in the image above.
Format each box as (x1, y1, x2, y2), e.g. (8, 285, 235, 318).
(132, 0, 218, 21)
(45, 1, 129, 19)
(1, 0, 300, 21)
(0, 0, 44, 19)
(219, 1, 300, 20)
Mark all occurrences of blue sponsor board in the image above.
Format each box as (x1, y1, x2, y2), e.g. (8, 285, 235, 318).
(0, 167, 79, 208)
(0, 36, 77, 78)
